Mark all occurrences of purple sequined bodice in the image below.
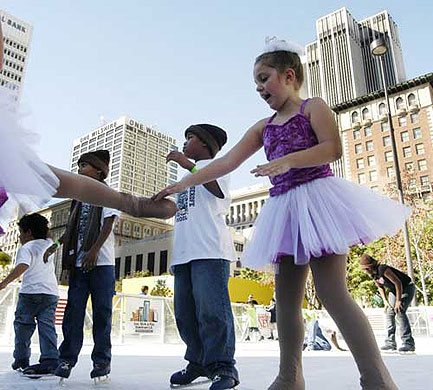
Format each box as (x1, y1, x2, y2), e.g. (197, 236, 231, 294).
(263, 99, 333, 197)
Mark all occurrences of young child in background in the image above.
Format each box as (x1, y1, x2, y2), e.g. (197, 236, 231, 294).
(167, 124, 239, 390)
(0, 214, 58, 375)
(154, 37, 410, 389)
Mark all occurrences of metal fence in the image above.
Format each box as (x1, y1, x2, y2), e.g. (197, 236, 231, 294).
(1, 283, 432, 346)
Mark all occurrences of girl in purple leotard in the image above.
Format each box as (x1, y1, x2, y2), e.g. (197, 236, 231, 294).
(155, 37, 406, 390)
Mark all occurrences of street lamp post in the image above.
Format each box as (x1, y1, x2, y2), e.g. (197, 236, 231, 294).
(370, 38, 416, 299)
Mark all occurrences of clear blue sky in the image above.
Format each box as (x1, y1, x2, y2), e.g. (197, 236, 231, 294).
(2, 0, 432, 190)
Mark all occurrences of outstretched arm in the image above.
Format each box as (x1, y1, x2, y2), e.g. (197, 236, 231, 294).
(49, 166, 177, 219)
(153, 119, 266, 200)
(251, 98, 342, 177)
(0, 264, 29, 290)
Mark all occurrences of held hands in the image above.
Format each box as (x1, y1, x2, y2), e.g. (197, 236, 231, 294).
(81, 248, 98, 273)
(251, 155, 292, 178)
(43, 244, 58, 263)
(152, 182, 187, 202)
(166, 151, 194, 171)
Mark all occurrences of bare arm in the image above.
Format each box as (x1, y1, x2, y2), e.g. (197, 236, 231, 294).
(154, 119, 266, 200)
(251, 98, 342, 177)
(384, 268, 403, 305)
(0, 264, 29, 290)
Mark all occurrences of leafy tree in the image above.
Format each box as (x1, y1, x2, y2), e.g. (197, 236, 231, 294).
(150, 279, 173, 297)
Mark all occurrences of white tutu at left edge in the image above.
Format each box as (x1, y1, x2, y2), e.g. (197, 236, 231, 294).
(0, 87, 59, 233)
(241, 176, 411, 269)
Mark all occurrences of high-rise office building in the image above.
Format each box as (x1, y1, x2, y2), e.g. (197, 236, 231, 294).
(306, 8, 406, 106)
(0, 9, 33, 99)
(70, 116, 178, 197)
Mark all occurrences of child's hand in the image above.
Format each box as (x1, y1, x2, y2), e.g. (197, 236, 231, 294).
(43, 244, 58, 263)
(152, 182, 187, 202)
(82, 249, 98, 273)
(166, 151, 194, 171)
(251, 155, 292, 177)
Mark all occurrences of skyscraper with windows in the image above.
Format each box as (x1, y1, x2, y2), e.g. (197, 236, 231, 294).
(70, 116, 178, 197)
(305, 8, 406, 106)
(0, 9, 33, 99)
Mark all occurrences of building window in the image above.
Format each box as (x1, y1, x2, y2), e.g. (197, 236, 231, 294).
(355, 144, 362, 154)
(351, 111, 359, 124)
(369, 170, 377, 182)
(362, 108, 370, 121)
(413, 127, 422, 139)
(364, 127, 372, 137)
(378, 103, 387, 115)
(384, 151, 393, 162)
(398, 116, 407, 127)
(356, 158, 364, 169)
(115, 258, 121, 280)
(410, 113, 419, 124)
(400, 131, 409, 142)
(408, 93, 417, 106)
(408, 178, 416, 189)
(415, 143, 425, 155)
(160, 250, 168, 274)
(405, 162, 414, 172)
(136, 254, 143, 272)
(403, 147, 412, 158)
(381, 122, 389, 132)
(358, 173, 366, 184)
(395, 97, 405, 110)
(418, 159, 427, 171)
(353, 129, 361, 139)
(365, 140, 374, 151)
(367, 155, 376, 166)
(386, 167, 395, 178)
(420, 176, 430, 186)
(383, 136, 391, 147)
(125, 256, 132, 276)
(147, 252, 155, 275)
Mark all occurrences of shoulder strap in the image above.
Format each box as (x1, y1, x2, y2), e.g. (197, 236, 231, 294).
(300, 98, 310, 114)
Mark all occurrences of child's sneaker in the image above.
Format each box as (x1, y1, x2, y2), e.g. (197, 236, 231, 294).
(54, 361, 72, 378)
(209, 375, 238, 390)
(11, 359, 29, 371)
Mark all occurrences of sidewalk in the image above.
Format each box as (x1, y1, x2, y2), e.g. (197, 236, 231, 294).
(0, 339, 432, 390)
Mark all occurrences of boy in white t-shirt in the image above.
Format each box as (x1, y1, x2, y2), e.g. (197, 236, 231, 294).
(0, 213, 59, 374)
(166, 124, 239, 390)
(44, 150, 120, 380)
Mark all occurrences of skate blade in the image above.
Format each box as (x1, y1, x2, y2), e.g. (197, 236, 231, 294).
(398, 351, 416, 355)
(58, 377, 67, 387)
(23, 373, 55, 380)
(93, 375, 110, 385)
(170, 379, 211, 388)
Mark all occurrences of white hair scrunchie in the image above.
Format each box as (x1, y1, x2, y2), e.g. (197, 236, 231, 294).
(261, 36, 305, 57)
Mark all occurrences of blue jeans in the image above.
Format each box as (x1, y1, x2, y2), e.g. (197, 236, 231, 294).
(59, 266, 115, 366)
(173, 259, 238, 383)
(304, 319, 331, 351)
(385, 283, 416, 348)
(14, 293, 59, 365)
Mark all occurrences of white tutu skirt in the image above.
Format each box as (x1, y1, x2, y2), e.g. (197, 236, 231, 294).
(0, 88, 59, 233)
(241, 177, 411, 268)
